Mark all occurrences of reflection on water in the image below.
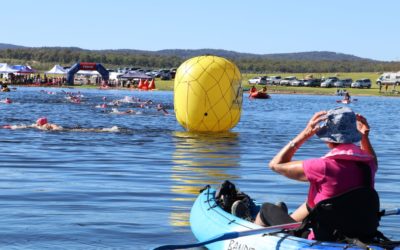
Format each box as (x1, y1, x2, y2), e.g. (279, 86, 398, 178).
(169, 131, 241, 227)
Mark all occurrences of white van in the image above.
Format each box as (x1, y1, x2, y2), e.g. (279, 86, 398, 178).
(376, 72, 400, 86)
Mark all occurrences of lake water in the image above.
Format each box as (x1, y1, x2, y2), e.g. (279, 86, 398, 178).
(1, 87, 399, 249)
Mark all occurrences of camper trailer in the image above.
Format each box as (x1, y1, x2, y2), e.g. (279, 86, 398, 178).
(376, 72, 400, 86)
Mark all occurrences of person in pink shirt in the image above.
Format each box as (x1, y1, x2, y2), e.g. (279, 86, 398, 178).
(253, 107, 376, 239)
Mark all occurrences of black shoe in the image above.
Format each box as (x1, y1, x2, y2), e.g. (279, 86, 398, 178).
(275, 201, 288, 214)
(231, 200, 252, 221)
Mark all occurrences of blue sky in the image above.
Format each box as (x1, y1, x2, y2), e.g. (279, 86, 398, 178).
(2, 0, 399, 61)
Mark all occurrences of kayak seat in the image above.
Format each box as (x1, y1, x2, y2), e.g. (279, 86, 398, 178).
(298, 187, 382, 243)
(291, 161, 399, 247)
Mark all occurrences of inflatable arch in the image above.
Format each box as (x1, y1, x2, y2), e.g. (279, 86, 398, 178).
(66, 62, 109, 85)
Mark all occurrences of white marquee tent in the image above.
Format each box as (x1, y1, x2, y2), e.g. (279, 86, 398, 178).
(0, 63, 17, 73)
(45, 64, 67, 74)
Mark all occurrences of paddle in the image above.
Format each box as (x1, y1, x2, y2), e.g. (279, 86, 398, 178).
(336, 98, 358, 103)
(381, 208, 400, 216)
(154, 208, 400, 250)
(153, 221, 301, 250)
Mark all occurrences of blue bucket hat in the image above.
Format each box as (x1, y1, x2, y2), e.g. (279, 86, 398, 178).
(316, 106, 361, 144)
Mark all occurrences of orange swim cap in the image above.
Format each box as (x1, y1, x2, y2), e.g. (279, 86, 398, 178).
(36, 117, 48, 126)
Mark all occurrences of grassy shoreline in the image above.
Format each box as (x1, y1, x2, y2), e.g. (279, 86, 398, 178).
(7, 71, 400, 97)
(152, 72, 399, 97)
(140, 71, 398, 97)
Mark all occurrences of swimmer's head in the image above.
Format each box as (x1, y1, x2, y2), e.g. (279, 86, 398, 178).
(36, 117, 48, 126)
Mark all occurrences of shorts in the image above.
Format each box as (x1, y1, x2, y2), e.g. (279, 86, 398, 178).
(259, 202, 295, 226)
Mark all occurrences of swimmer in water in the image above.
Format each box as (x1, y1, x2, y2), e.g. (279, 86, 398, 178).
(123, 110, 136, 114)
(35, 117, 62, 130)
(95, 103, 107, 109)
(1, 83, 10, 92)
(3, 117, 62, 130)
(156, 104, 169, 115)
(110, 108, 136, 115)
(111, 100, 121, 106)
(1, 97, 12, 104)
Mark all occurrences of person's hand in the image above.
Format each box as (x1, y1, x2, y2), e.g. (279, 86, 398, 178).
(301, 111, 328, 138)
(356, 114, 370, 136)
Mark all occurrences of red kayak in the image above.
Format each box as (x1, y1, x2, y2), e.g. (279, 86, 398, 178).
(249, 92, 270, 99)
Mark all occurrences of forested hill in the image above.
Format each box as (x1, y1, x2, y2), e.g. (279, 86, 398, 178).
(2, 43, 399, 73)
(0, 43, 27, 49)
(153, 49, 373, 62)
(261, 51, 371, 61)
(0, 43, 373, 62)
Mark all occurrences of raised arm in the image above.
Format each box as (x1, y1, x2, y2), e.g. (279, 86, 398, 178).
(356, 114, 377, 166)
(269, 111, 327, 181)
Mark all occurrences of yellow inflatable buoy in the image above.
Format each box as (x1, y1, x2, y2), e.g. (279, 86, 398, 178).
(174, 55, 243, 132)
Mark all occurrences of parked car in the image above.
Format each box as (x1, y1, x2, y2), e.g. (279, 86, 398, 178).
(342, 78, 353, 87)
(320, 78, 337, 88)
(146, 70, 160, 78)
(351, 78, 371, 88)
(290, 79, 304, 86)
(266, 76, 281, 85)
(248, 76, 267, 85)
(324, 76, 339, 82)
(159, 69, 172, 80)
(334, 80, 346, 88)
(303, 78, 321, 87)
(279, 76, 297, 86)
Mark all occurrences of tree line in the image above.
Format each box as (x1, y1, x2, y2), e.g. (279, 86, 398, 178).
(1, 48, 399, 73)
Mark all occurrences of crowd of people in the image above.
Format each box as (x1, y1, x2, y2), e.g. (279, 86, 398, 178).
(1, 73, 67, 85)
(379, 82, 399, 94)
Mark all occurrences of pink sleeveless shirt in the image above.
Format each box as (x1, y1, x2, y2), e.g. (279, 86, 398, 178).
(302, 144, 377, 240)
(303, 143, 377, 208)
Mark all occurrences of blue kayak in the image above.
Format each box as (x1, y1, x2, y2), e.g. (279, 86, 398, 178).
(190, 187, 398, 250)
